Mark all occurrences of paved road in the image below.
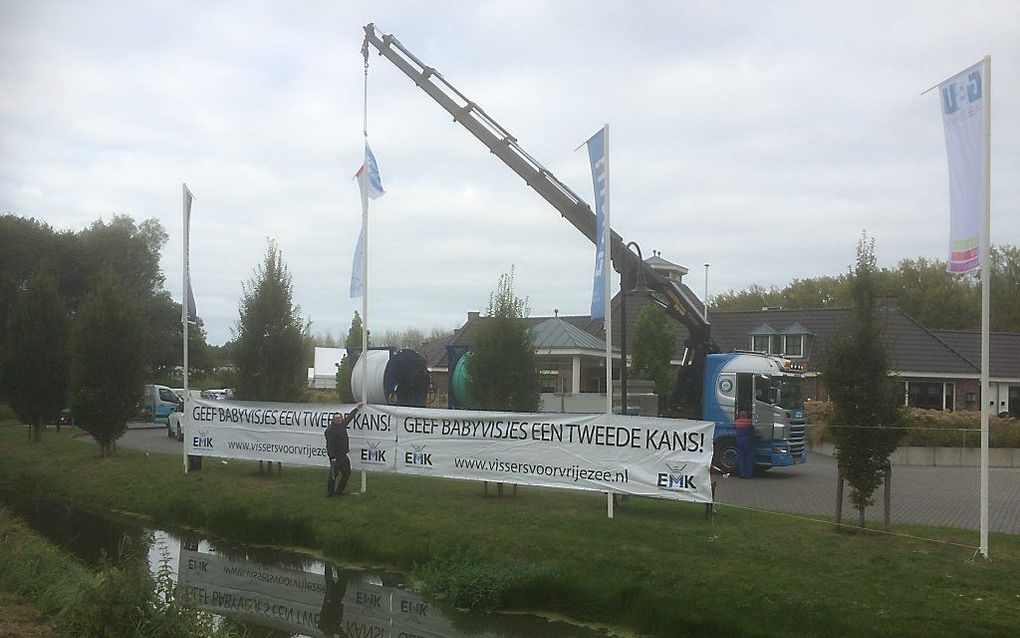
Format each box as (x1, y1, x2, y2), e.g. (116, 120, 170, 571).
(110, 425, 1020, 535)
(714, 452, 1020, 535)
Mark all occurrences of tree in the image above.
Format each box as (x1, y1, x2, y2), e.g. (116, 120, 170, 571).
(233, 240, 306, 402)
(891, 257, 978, 330)
(822, 234, 905, 529)
(991, 245, 1020, 333)
(465, 268, 540, 412)
(69, 272, 146, 456)
(629, 303, 677, 415)
(0, 270, 69, 441)
(336, 312, 369, 402)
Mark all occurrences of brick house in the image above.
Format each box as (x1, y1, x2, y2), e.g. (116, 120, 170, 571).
(424, 255, 1020, 416)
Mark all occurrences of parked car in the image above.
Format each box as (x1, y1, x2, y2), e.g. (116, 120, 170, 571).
(201, 388, 233, 401)
(167, 408, 184, 441)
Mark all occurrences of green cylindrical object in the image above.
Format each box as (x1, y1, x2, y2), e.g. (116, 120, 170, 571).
(451, 352, 472, 408)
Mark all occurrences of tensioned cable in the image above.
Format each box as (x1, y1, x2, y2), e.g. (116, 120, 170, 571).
(710, 499, 981, 550)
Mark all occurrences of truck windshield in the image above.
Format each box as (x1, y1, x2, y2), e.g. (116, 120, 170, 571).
(776, 376, 804, 410)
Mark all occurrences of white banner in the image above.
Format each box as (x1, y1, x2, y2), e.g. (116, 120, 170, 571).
(391, 406, 713, 502)
(939, 60, 986, 274)
(187, 399, 714, 503)
(185, 398, 394, 472)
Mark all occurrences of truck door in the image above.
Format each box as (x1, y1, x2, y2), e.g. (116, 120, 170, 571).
(753, 374, 775, 437)
(734, 373, 753, 421)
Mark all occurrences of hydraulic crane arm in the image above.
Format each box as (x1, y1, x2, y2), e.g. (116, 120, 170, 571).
(362, 24, 714, 413)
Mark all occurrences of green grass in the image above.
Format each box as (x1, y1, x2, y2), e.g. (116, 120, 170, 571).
(0, 506, 239, 637)
(1, 425, 1018, 637)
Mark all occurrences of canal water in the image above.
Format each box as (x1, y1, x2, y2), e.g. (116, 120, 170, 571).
(1, 490, 617, 638)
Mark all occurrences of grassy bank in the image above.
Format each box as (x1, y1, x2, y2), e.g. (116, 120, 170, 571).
(0, 505, 238, 637)
(2, 426, 1018, 637)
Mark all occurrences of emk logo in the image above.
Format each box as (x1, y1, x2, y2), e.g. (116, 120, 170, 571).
(360, 441, 387, 464)
(657, 462, 696, 490)
(193, 430, 213, 448)
(405, 444, 432, 467)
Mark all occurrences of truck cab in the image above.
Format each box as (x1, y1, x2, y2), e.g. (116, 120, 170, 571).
(702, 353, 807, 474)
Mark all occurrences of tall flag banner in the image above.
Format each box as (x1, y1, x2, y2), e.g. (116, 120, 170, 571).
(349, 227, 366, 297)
(350, 142, 384, 298)
(183, 185, 197, 324)
(585, 127, 609, 319)
(939, 60, 986, 274)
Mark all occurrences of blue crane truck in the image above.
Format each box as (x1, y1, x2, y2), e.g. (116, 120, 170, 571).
(363, 24, 808, 476)
(702, 352, 807, 474)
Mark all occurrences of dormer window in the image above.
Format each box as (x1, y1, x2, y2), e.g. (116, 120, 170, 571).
(779, 323, 812, 359)
(748, 323, 779, 353)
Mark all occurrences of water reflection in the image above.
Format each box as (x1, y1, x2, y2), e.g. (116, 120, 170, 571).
(1, 491, 611, 638)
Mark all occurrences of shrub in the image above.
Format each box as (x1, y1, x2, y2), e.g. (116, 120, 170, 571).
(807, 402, 1020, 448)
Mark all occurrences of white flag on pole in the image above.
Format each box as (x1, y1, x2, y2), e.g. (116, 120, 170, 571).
(183, 185, 197, 324)
(938, 60, 986, 274)
(350, 142, 384, 298)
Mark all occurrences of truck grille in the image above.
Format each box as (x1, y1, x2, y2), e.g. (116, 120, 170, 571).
(788, 424, 806, 456)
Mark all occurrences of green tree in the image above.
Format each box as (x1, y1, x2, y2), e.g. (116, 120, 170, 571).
(629, 303, 677, 415)
(465, 268, 540, 412)
(233, 240, 306, 402)
(0, 270, 69, 441)
(336, 312, 369, 402)
(991, 245, 1020, 333)
(891, 257, 978, 330)
(0, 215, 60, 339)
(822, 234, 905, 529)
(69, 272, 146, 456)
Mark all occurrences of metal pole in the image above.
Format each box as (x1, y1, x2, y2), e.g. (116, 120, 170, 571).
(182, 183, 189, 474)
(704, 263, 710, 322)
(619, 274, 627, 415)
(979, 55, 991, 559)
(603, 124, 613, 417)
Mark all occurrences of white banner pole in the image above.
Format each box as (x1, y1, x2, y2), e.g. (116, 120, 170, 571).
(602, 124, 614, 519)
(182, 183, 190, 474)
(361, 50, 371, 495)
(979, 55, 991, 559)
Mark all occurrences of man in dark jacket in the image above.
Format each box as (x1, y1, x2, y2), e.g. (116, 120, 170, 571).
(325, 403, 362, 497)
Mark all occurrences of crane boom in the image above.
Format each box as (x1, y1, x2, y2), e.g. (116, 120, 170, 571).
(362, 23, 713, 416)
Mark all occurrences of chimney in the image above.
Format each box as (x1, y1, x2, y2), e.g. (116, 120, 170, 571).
(467, 311, 480, 321)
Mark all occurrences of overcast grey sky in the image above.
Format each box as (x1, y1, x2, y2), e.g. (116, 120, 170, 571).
(2, 1, 1018, 345)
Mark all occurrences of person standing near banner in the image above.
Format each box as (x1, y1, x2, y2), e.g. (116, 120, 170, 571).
(326, 403, 362, 497)
(734, 410, 755, 479)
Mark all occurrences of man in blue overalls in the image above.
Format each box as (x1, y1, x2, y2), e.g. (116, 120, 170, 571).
(734, 410, 755, 479)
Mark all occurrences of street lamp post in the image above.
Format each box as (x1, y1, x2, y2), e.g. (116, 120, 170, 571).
(619, 241, 648, 415)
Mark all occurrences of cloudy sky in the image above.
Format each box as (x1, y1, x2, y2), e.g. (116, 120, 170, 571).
(2, 1, 1018, 345)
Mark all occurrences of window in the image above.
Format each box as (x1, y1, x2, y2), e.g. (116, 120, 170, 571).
(159, 388, 176, 402)
(751, 335, 770, 353)
(906, 381, 954, 410)
(784, 334, 803, 357)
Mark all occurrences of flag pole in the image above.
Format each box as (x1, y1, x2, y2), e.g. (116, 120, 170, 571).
(978, 55, 991, 560)
(360, 42, 370, 494)
(602, 124, 614, 521)
(182, 183, 190, 474)
(603, 123, 613, 419)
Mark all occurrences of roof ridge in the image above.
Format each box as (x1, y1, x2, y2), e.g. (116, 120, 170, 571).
(889, 306, 979, 372)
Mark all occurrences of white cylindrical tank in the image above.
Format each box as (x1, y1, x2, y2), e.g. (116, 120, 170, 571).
(351, 350, 391, 405)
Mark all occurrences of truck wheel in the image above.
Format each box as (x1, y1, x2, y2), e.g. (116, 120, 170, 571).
(176, 423, 183, 442)
(713, 437, 739, 475)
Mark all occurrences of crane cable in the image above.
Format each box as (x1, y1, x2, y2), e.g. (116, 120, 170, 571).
(361, 35, 370, 138)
